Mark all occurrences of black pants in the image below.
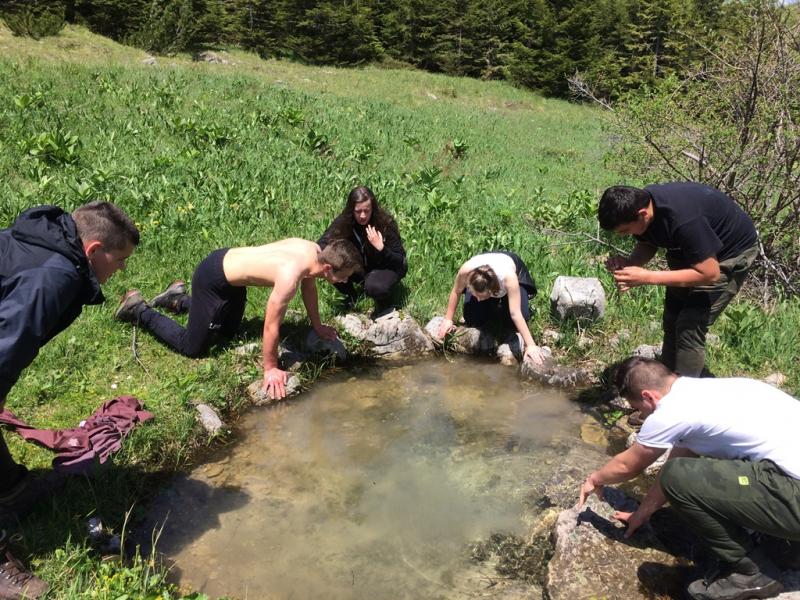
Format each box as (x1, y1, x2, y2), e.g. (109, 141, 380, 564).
(463, 289, 531, 329)
(335, 269, 401, 302)
(138, 249, 246, 358)
(0, 431, 24, 493)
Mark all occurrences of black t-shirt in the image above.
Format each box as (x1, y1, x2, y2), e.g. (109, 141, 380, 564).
(636, 182, 757, 268)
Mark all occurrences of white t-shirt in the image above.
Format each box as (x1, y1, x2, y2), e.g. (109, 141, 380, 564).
(462, 253, 516, 298)
(637, 377, 800, 479)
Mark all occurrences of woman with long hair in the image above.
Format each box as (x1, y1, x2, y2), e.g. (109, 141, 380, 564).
(318, 186, 407, 311)
(435, 251, 545, 364)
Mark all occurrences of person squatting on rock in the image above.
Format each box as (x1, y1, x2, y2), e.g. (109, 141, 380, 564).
(578, 357, 800, 600)
(0, 202, 139, 599)
(318, 186, 407, 314)
(115, 238, 362, 400)
(435, 251, 546, 364)
(599, 182, 758, 377)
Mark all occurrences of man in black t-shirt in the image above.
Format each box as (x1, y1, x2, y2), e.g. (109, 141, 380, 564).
(598, 182, 758, 377)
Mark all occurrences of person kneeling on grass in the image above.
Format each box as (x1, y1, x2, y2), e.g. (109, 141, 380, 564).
(578, 356, 800, 600)
(318, 186, 407, 314)
(1, 201, 139, 599)
(434, 251, 546, 364)
(115, 238, 362, 400)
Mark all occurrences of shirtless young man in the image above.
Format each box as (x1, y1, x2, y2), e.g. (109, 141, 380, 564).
(115, 238, 362, 399)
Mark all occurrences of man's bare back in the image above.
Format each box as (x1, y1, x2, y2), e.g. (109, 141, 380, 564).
(223, 238, 323, 287)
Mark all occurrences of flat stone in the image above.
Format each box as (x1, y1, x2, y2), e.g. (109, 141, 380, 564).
(633, 343, 662, 360)
(765, 372, 787, 389)
(520, 353, 590, 389)
(547, 488, 687, 600)
(580, 421, 607, 446)
(247, 376, 301, 405)
(424, 316, 495, 355)
(195, 403, 223, 436)
(142, 56, 157, 66)
(233, 342, 260, 355)
(550, 276, 606, 321)
(335, 311, 433, 358)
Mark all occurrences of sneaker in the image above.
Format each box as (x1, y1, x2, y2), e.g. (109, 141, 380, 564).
(0, 532, 49, 599)
(114, 290, 147, 323)
(151, 280, 188, 314)
(0, 468, 65, 526)
(688, 549, 784, 600)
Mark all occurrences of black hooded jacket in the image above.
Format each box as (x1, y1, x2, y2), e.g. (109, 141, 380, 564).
(318, 214, 407, 277)
(0, 206, 104, 401)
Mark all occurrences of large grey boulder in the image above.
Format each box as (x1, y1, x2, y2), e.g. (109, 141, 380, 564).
(424, 316, 495, 354)
(547, 488, 687, 600)
(247, 376, 302, 405)
(550, 276, 606, 321)
(336, 311, 433, 357)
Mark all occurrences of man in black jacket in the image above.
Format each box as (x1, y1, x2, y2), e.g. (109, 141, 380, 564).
(0, 201, 138, 599)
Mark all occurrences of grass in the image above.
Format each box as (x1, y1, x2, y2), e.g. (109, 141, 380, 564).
(1, 22, 799, 598)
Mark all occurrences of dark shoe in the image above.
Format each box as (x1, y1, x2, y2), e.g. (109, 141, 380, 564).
(114, 290, 147, 323)
(688, 549, 783, 600)
(151, 280, 188, 314)
(0, 468, 65, 525)
(0, 532, 49, 599)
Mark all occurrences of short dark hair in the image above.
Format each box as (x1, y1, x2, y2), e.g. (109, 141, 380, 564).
(467, 266, 501, 295)
(614, 356, 673, 401)
(320, 239, 363, 275)
(72, 201, 139, 250)
(598, 186, 652, 230)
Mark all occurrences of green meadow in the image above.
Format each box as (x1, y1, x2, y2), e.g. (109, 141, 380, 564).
(2, 23, 799, 598)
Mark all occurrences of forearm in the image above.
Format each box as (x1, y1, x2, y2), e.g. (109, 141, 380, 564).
(262, 323, 280, 371)
(300, 279, 323, 329)
(589, 453, 642, 486)
(646, 268, 719, 287)
(443, 288, 462, 321)
(510, 312, 536, 348)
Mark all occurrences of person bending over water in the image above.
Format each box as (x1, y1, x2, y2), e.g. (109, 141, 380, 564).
(115, 238, 362, 399)
(318, 186, 407, 313)
(435, 251, 545, 364)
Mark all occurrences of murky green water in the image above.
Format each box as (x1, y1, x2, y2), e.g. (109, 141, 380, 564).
(147, 358, 584, 599)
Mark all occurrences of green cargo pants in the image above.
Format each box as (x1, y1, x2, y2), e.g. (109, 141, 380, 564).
(661, 244, 758, 376)
(660, 456, 800, 564)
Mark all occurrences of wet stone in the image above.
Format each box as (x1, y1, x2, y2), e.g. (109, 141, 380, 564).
(335, 311, 433, 358)
(247, 376, 302, 405)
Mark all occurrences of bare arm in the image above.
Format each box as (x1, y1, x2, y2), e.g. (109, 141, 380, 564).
(614, 256, 721, 292)
(300, 277, 323, 330)
(614, 446, 698, 537)
(261, 273, 298, 397)
(437, 269, 469, 338)
(578, 442, 667, 508)
(505, 276, 540, 356)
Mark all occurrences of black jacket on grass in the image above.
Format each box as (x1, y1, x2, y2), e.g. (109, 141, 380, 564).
(0, 206, 103, 401)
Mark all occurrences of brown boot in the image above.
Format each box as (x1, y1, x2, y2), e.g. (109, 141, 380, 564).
(114, 290, 147, 323)
(0, 532, 48, 599)
(151, 280, 188, 314)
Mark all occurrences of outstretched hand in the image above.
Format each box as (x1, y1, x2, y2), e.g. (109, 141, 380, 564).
(263, 367, 288, 400)
(314, 324, 338, 341)
(577, 475, 603, 509)
(612, 510, 647, 538)
(436, 318, 454, 339)
(365, 225, 384, 251)
(524, 344, 546, 365)
(613, 266, 652, 293)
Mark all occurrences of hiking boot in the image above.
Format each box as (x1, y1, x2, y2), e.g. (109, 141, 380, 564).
(688, 549, 784, 600)
(151, 280, 189, 314)
(114, 290, 147, 323)
(0, 532, 49, 599)
(0, 467, 65, 526)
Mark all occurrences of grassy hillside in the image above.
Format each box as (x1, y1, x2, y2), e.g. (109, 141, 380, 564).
(1, 23, 799, 599)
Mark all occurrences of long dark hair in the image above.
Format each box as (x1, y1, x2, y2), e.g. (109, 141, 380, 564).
(331, 186, 395, 239)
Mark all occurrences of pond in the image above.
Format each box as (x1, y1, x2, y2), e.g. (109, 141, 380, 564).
(144, 357, 586, 599)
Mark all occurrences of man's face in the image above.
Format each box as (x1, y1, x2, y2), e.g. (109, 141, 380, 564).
(87, 242, 135, 284)
(613, 209, 650, 237)
(629, 390, 658, 418)
(325, 267, 354, 284)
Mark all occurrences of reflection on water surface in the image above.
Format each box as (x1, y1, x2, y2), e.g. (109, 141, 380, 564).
(148, 357, 584, 599)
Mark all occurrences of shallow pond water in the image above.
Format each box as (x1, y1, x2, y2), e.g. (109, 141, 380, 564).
(146, 357, 586, 599)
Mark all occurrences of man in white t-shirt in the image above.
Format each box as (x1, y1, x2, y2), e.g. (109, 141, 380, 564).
(577, 356, 800, 600)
